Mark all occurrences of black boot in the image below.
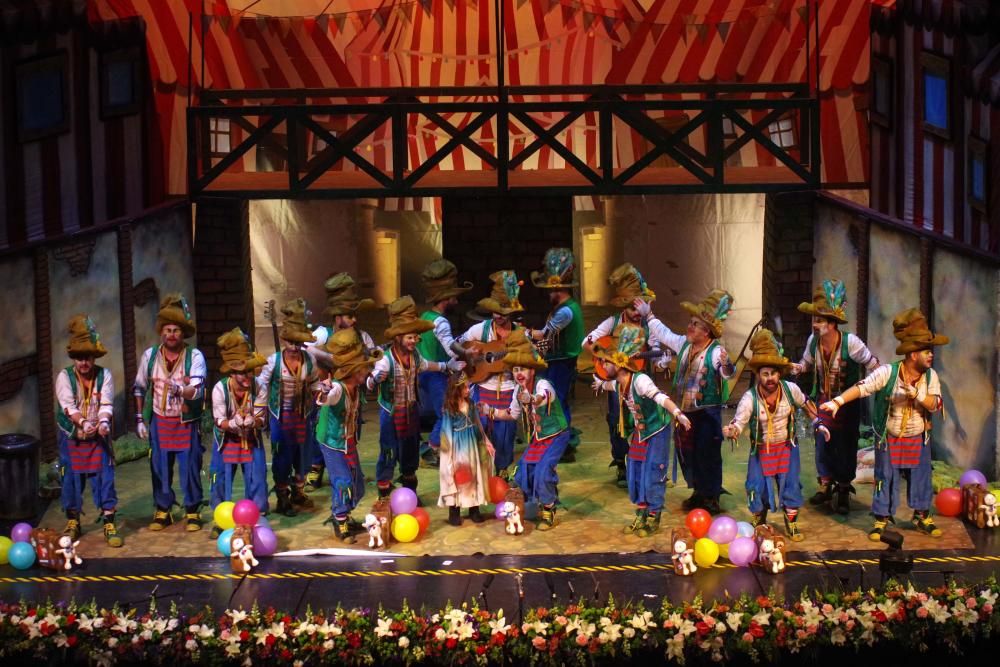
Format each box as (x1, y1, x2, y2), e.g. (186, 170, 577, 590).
(468, 506, 486, 523)
(809, 479, 833, 506)
(64, 510, 82, 540)
(834, 483, 852, 515)
(611, 460, 627, 488)
(752, 510, 768, 528)
(681, 492, 703, 512)
(702, 496, 722, 515)
(448, 506, 462, 526)
(291, 485, 314, 509)
(401, 474, 422, 506)
(275, 487, 298, 517)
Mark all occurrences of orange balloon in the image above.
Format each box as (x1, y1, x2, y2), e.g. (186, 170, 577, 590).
(685, 509, 712, 539)
(411, 507, 431, 535)
(488, 476, 509, 504)
(934, 487, 963, 517)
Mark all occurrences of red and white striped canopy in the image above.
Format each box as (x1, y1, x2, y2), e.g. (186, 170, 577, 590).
(89, 0, 872, 196)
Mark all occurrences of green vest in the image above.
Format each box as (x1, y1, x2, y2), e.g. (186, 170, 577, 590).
(266, 351, 315, 419)
(212, 377, 260, 451)
(316, 381, 351, 453)
(417, 311, 451, 362)
(546, 298, 584, 361)
(807, 332, 863, 400)
(56, 366, 107, 437)
(529, 378, 568, 441)
(141, 345, 203, 424)
(746, 381, 799, 455)
(672, 340, 729, 407)
(621, 372, 671, 442)
(871, 361, 933, 444)
(376, 348, 423, 412)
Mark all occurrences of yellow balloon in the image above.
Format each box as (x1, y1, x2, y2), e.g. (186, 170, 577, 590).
(694, 537, 720, 568)
(719, 541, 730, 560)
(392, 514, 420, 543)
(214, 501, 236, 530)
(0, 536, 12, 565)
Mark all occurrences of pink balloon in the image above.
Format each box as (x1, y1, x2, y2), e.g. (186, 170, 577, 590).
(10, 522, 33, 543)
(232, 499, 260, 527)
(728, 536, 758, 567)
(252, 525, 278, 557)
(707, 516, 738, 544)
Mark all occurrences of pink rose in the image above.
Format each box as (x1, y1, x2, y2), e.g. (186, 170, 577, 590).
(916, 607, 929, 619)
(532, 636, 546, 650)
(839, 612, 849, 623)
(555, 616, 568, 626)
(742, 632, 754, 643)
(845, 620, 855, 630)
(822, 604, 833, 614)
(966, 598, 977, 609)
(796, 630, 807, 640)
(576, 635, 589, 646)
(983, 604, 993, 615)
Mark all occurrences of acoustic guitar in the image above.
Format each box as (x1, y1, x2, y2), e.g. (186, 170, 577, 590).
(461, 339, 509, 384)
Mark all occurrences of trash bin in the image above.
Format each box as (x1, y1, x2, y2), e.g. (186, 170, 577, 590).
(0, 433, 40, 520)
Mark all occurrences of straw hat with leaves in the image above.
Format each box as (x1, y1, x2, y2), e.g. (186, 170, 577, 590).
(384, 295, 436, 339)
(278, 298, 316, 344)
(156, 293, 196, 338)
(680, 289, 733, 339)
(323, 328, 383, 380)
(422, 259, 473, 304)
(217, 328, 267, 375)
(797, 279, 849, 324)
(475, 270, 525, 316)
(608, 263, 655, 308)
(745, 329, 792, 374)
(892, 308, 949, 355)
(66, 314, 108, 359)
(591, 326, 648, 373)
(502, 329, 548, 371)
(531, 248, 578, 290)
(323, 272, 376, 317)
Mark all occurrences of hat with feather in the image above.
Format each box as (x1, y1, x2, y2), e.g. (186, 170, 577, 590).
(680, 289, 733, 339)
(797, 279, 849, 324)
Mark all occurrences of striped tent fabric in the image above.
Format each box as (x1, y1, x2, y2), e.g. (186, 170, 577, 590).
(89, 0, 871, 199)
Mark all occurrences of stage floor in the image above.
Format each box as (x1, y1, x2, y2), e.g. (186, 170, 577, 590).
(34, 393, 973, 560)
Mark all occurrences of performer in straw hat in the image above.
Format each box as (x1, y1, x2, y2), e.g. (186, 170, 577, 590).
(821, 309, 948, 540)
(582, 263, 667, 486)
(305, 273, 377, 490)
(417, 259, 473, 469)
(316, 329, 383, 542)
(133, 293, 208, 532)
(486, 330, 570, 531)
(592, 329, 691, 538)
(209, 329, 268, 525)
(723, 330, 827, 542)
(790, 280, 880, 515)
(452, 270, 526, 476)
(256, 298, 322, 517)
(368, 296, 465, 498)
(637, 289, 737, 514)
(55, 315, 122, 547)
(528, 248, 585, 461)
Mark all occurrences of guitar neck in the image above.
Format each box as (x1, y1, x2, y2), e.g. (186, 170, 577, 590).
(271, 322, 280, 355)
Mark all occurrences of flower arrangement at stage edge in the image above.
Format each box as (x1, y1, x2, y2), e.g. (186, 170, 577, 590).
(0, 580, 997, 664)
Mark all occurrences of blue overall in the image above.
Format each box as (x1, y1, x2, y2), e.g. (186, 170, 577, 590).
(626, 427, 672, 512)
(322, 444, 366, 517)
(270, 410, 312, 488)
(745, 442, 804, 513)
(58, 431, 117, 514)
(418, 370, 448, 448)
(149, 415, 204, 510)
(513, 430, 571, 506)
(543, 358, 576, 428)
(376, 407, 421, 485)
(209, 437, 270, 513)
(871, 436, 934, 516)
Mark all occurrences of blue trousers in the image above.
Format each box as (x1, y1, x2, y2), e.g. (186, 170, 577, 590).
(149, 415, 203, 510)
(544, 357, 576, 427)
(320, 445, 365, 517)
(473, 385, 517, 473)
(514, 430, 571, 506)
(209, 442, 270, 513)
(376, 408, 420, 484)
(270, 413, 312, 487)
(606, 393, 631, 463)
(58, 432, 117, 513)
(814, 402, 861, 484)
(746, 444, 803, 513)
(418, 370, 448, 448)
(871, 440, 933, 516)
(626, 428, 671, 512)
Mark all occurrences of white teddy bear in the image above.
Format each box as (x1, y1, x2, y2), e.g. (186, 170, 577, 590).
(501, 501, 524, 535)
(231, 537, 259, 572)
(981, 493, 999, 528)
(363, 513, 385, 548)
(56, 535, 83, 571)
(671, 539, 697, 576)
(759, 538, 785, 574)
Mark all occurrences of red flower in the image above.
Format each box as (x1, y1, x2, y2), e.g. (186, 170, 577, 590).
(445, 638, 458, 650)
(65, 614, 76, 625)
(749, 623, 765, 638)
(265, 635, 276, 647)
(280, 649, 293, 660)
(873, 611, 887, 623)
(239, 630, 250, 642)
(67, 635, 78, 647)
(695, 621, 711, 636)
(476, 645, 487, 655)
(347, 632, 362, 648)
(756, 597, 771, 608)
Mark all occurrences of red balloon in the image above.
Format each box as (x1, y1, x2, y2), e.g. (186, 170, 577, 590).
(411, 507, 431, 535)
(934, 487, 963, 517)
(685, 509, 712, 539)
(488, 476, 509, 504)
(454, 465, 473, 487)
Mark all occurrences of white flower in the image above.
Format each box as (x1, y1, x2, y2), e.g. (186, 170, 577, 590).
(798, 600, 824, 628)
(43, 613, 62, 628)
(434, 628, 447, 641)
(399, 636, 410, 648)
(623, 627, 636, 639)
(751, 611, 771, 627)
(54, 633, 69, 648)
(78, 615, 97, 632)
(629, 611, 654, 631)
(488, 614, 511, 636)
(831, 627, 846, 645)
(598, 617, 622, 643)
(316, 621, 341, 637)
(322, 639, 334, 650)
(294, 661, 304, 667)
(111, 618, 136, 634)
(454, 621, 475, 641)
(980, 589, 998, 607)
(189, 623, 214, 639)
(666, 633, 686, 660)
(228, 610, 248, 624)
(523, 620, 549, 636)
(225, 643, 242, 657)
(293, 622, 317, 638)
(726, 612, 743, 632)
(920, 598, 952, 624)
(950, 599, 978, 627)
(430, 613, 441, 623)
(107, 637, 118, 648)
(141, 629, 153, 641)
(375, 618, 394, 638)
(185, 639, 198, 651)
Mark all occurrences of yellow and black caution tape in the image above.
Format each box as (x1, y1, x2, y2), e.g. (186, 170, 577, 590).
(0, 554, 998, 586)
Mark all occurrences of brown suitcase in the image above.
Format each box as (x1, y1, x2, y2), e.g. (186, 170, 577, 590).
(31, 528, 66, 571)
(963, 483, 990, 529)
